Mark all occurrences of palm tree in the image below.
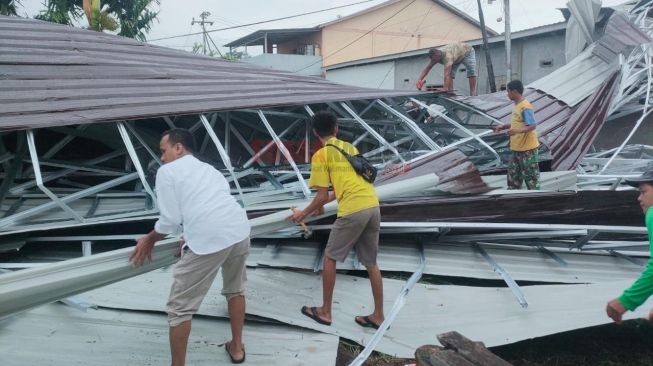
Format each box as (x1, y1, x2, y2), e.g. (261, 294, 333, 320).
(35, 0, 82, 25)
(0, 0, 21, 16)
(82, 0, 118, 32)
(104, 0, 159, 41)
(34, 0, 158, 41)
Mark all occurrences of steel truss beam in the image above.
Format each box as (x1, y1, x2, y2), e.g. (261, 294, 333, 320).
(472, 243, 528, 308)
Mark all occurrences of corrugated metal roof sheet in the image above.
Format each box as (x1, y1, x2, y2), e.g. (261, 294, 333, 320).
(0, 16, 416, 132)
(529, 46, 618, 106)
(593, 12, 651, 62)
(253, 241, 645, 283)
(0, 304, 339, 366)
(454, 70, 621, 171)
(82, 267, 653, 356)
(376, 148, 490, 194)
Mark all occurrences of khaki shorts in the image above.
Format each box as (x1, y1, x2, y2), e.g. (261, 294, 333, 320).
(166, 237, 250, 327)
(325, 207, 380, 266)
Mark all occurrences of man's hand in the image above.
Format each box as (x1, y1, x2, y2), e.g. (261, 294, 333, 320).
(129, 234, 156, 267)
(174, 239, 186, 258)
(494, 124, 507, 133)
(606, 298, 628, 324)
(312, 206, 325, 217)
(290, 209, 305, 224)
(416, 79, 426, 90)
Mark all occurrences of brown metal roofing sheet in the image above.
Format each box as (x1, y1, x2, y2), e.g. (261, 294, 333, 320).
(453, 70, 620, 171)
(0, 16, 417, 131)
(381, 189, 642, 226)
(375, 148, 490, 194)
(546, 71, 621, 170)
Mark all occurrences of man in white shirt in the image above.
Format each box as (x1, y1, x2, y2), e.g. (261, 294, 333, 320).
(130, 128, 251, 365)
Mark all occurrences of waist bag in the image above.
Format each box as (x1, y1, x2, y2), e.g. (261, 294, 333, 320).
(326, 144, 377, 183)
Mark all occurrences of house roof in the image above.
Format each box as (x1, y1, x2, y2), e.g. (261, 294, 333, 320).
(223, 28, 319, 48)
(223, 0, 499, 51)
(325, 21, 567, 70)
(318, 0, 499, 36)
(0, 16, 417, 132)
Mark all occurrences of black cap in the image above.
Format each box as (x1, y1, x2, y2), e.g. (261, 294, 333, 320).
(625, 169, 653, 187)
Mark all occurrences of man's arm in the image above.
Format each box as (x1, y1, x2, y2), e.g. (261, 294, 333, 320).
(290, 187, 332, 223)
(416, 60, 436, 90)
(607, 210, 653, 323)
(507, 108, 537, 135)
(442, 63, 454, 91)
(130, 169, 182, 266)
(494, 123, 511, 133)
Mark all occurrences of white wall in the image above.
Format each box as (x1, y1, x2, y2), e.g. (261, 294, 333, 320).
(243, 54, 322, 77)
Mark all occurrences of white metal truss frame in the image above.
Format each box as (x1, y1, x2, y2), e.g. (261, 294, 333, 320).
(579, 4, 653, 183)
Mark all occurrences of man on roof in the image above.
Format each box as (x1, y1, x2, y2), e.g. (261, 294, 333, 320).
(606, 168, 653, 324)
(415, 42, 477, 96)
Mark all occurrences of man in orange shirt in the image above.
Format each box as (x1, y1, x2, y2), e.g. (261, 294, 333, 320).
(494, 80, 540, 190)
(291, 111, 385, 330)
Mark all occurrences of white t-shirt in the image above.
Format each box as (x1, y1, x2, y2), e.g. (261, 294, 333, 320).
(154, 155, 250, 255)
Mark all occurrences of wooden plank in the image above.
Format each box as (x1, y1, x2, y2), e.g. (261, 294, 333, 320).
(415, 345, 476, 366)
(437, 331, 512, 366)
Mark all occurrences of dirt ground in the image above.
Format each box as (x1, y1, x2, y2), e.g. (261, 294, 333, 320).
(336, 319, 653, 366)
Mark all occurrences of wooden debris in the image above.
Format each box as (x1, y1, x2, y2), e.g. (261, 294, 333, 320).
(415, 331, 512, 366)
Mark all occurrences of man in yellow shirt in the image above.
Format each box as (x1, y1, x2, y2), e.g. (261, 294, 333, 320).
(494, 80, 540, 190)
(416, 42, 477, 96)
(291, 111, 385, 329)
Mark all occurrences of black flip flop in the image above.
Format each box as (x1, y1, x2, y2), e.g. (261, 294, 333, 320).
(225, 341, 245, 364)
(355, 315, 382, 329)
(301, 305, 332, 326)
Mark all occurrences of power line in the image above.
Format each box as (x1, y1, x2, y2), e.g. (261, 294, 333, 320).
(377, 3, 434, 88)
(147, 0, 380, 42)
(295, 0, 419, 73)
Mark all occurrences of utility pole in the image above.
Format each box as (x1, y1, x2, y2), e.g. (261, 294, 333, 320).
(504, 0, 511, 84)
(477, 0, 496, 93)
(192, 11, 214, 55)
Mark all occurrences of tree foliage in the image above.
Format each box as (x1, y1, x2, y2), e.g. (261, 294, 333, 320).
(104, 0, 159, 41)
(0, 0, 21, 16)
(33, 0, 158, 41)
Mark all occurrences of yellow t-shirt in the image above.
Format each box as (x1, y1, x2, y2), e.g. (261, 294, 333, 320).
(308, 137, 379, 217)
(510, 99, 540, 152)
(440, 43, 472, 65)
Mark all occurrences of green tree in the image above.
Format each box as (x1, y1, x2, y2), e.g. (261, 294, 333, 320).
(0, 0, 21, 16)
(35, 0, 82, 25)
(34, 0, 158, 41)
(223, 51, 248, 61)
(104, 0, 159, 41)
(83, 0, 118, 32)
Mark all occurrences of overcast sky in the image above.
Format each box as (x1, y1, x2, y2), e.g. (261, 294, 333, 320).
(17, 0, 627, 55)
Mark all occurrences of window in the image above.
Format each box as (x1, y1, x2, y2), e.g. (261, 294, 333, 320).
(540, 59, 554, 67)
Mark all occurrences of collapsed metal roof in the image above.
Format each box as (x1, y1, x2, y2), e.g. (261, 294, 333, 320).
(0, 16, 416, 131)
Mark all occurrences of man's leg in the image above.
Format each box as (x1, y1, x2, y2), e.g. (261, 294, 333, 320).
(225, 295, 245, 361)
(463, 49, 477, 96)
(522, 148, 541, 190)
(507, 151, 523, 189)
(468, 76, 477, 96)
(170, 321, 191, 366)
(354, 207, 384, 327)
(167, 248, 229, 366)
(319, 255, 337, 322)
(221, 238, 250, 361)
(365, 264, 384, 325)
(302, 213, 366, 325)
